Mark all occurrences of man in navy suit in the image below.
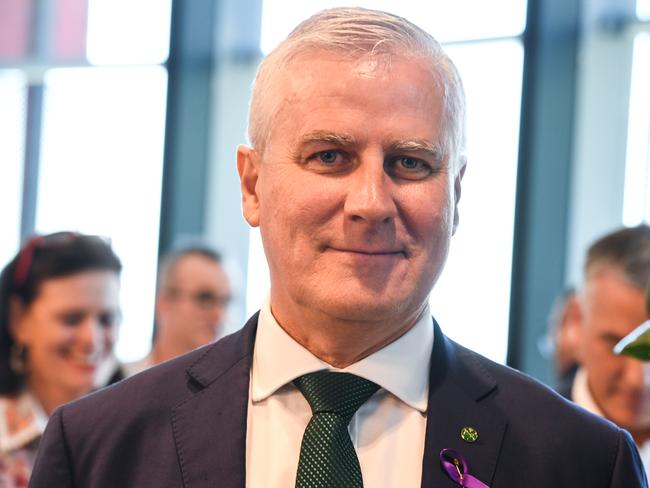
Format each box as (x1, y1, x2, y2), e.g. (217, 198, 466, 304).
(30, 7, 646, 487)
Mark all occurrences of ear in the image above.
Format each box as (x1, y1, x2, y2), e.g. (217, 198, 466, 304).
(8, 296, 28, 343)
(237, 145, 261, 227)
(562, 294, 582, 347)
(452, 157, 467, 235)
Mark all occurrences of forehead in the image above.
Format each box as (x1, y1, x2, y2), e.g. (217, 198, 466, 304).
(282, 49, 440, 103)
(167, 254, 227, 286)
(583, 270, 646, 335)
(266, 50, 444, 148)
(34, 271, 120, 309)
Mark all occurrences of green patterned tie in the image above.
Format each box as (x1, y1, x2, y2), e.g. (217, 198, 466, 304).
(293, 371, 380, 488)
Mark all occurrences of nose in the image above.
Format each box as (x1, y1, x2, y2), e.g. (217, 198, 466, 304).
(78, 318, 109, 353)
(344, 153, 397, 225)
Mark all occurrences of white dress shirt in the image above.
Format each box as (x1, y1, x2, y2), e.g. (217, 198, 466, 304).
(571, 367, 650, 479)
(245, 299, 433, 487)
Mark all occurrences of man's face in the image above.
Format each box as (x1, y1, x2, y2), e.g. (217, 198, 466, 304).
(239, 51, 464, 329)
(156, 254, 231, 351)
(579, 268, 650, 433)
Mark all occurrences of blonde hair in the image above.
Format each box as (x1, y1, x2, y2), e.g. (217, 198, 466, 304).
(247, 7, 466, 168)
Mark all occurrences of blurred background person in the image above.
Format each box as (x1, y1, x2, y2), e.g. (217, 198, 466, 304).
(124, 244, 231, 376)
(0, 232, 121, 487)
(570, 225, 650, 473)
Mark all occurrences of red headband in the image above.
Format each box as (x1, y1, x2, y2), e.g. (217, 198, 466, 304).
(12, 236, 45, 288)
(12, 232, 81, 289)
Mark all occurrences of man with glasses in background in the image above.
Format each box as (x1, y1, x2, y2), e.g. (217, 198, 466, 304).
(124, 244, 231, 376)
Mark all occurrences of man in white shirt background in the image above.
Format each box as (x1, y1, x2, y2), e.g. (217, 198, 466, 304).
(30, 7, 646, 487)
(567, 225, 650, 477)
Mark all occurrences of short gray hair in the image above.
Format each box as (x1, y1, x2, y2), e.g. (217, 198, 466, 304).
(585, 225, 650, 289)
(247, 7, 466, 168)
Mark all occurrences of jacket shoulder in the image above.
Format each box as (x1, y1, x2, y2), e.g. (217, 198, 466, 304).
(65, 322, 254, 425)
(454, 342, 617, 431)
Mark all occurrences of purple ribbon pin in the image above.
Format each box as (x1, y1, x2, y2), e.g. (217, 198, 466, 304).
(440, 448, 490, 487)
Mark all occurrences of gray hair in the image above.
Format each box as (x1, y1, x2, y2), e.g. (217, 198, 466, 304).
(585, 225, 650, 289)
(247, 7, 466, 168)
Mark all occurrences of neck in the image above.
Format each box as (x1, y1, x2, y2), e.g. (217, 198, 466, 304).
(271, 301, 426, 368)
(27, 378, 83, 416)
(150, 332, 190, 366)
(631, 428, 650, 447)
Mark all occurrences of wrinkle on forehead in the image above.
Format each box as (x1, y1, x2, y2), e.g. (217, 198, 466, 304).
(264, 50, 444, 155)
(351, 57, 381, 78)
(282, 51, 397, 95)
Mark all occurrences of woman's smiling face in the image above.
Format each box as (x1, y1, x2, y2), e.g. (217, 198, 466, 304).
(12, 270, 120, 405)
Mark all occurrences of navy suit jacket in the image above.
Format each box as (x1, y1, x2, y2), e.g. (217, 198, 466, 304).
(30, 314, 647, 487)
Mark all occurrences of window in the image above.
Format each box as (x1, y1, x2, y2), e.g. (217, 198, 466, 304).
(430, 40, 522, 362)
(35, 66, 168, 361)
(260, 0, 526, 50)
(248, 0, 527, 363)
(0, 70, 26, 266)
(2, 0, 172, 362)
(86, 0, 171, 65)
(623, 32, 650, 226)
(638, 0, 650, 19)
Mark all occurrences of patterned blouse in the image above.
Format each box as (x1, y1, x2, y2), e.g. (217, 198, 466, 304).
(0, 391, 47, 488)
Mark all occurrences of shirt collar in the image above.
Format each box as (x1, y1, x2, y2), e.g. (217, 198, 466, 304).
(571, 367, 604, 417)
(251, 297, 433, 413)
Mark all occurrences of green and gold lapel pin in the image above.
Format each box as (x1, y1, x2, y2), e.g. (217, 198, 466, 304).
(460, 426, 479, 443)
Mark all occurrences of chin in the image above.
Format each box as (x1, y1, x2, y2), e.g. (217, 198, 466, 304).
(318, 295, 413, 323)
(64, 380, 95, 397)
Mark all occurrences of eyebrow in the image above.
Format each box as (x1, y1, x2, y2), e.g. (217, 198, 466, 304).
(296, 131, 444, 162)
(389, 139, 445, 162)
(298, 131, 357, 147)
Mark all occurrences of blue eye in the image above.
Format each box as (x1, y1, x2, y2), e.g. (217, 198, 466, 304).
(386, 156, 434, 180)
(318, 151, 338, 164)
(399, 157, 421, 169)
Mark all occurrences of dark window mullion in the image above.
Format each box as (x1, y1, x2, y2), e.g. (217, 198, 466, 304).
(20, 82, 44, 242)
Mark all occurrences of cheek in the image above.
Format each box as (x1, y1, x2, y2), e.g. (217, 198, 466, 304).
(32, 326, 74, 350)
(586, 345, 620, 380)
(262, 183, 335, 250)
(260, 180, 294, 235)
(27, 329, 72, 370)
(405, 185, 454, 243)
(581, 338, 603, 365)
(102, 327, 116, 347)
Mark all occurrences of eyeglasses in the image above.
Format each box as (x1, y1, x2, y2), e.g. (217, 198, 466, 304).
(164, 287, 232, 310)
(13, 232, 111, 289)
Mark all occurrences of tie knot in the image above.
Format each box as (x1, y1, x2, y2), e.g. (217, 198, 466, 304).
(294, 371, 379, 421)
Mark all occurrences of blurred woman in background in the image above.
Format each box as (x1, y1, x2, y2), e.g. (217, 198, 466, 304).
(0, 232, 121, 487)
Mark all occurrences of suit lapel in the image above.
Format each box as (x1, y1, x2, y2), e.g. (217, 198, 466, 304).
(170, 314, 507, 487)
(421, 320, 507, 487)
(171, 314, 259, 488)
